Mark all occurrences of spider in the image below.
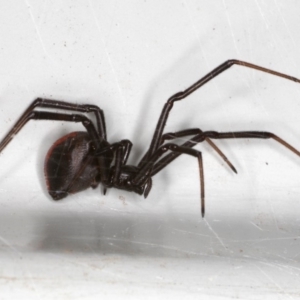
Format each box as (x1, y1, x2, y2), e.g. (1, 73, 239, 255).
(1, 60, 300, 217)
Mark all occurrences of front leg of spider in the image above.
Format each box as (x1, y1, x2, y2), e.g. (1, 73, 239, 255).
(137, 59, 300, 216)
(133, 143, 206, 216)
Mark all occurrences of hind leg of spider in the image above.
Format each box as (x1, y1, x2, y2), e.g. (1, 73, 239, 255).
(35, 98, 106, 138)
(0, 109, 116, 190)
(0, 110, 103, 152)
(32, 98, 107, 138)
(133, 143, 205, 216)
(0, 98, 107, 153)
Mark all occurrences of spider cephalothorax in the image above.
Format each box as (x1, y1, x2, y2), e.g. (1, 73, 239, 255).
(1, 60, 300, 216)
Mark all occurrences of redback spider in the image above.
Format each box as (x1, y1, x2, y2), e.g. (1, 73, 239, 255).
(1, 60, 300, 217)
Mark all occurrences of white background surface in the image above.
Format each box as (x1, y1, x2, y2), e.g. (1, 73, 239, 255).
(1, 1, 300, 299)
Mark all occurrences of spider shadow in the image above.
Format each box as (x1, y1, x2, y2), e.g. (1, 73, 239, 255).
(130, 43, 219, 162)
(129, 44, 239, 167)
(128, 43, 232, 190)
(130, 42, 300, 183)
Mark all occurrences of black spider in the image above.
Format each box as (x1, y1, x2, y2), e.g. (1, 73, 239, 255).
(1, 60, 300, 216)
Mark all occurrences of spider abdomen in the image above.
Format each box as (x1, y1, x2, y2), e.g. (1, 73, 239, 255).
(44, 131, 100, 200)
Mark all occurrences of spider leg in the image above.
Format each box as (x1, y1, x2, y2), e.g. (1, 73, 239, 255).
(34, 98, 106, 139)
(119, 140, 133, 165)
(141, 130, 300, 216)
(203, 131, 300, 156)
(132, 143, 205, 216)
(143, 178, 152, 198)
(139, 60, 300, 168)
(151, 130, 300, 176)
(112, 144, 124, 185)
(0, 110, 102, 152)
(0, 98, 107, 153)
(0, 109, 113, 187)
(139, 128, 237, 173)
(102, 140, 132, 186)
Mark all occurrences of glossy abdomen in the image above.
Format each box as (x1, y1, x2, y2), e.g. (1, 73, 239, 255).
(44, 132, 100, 200)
